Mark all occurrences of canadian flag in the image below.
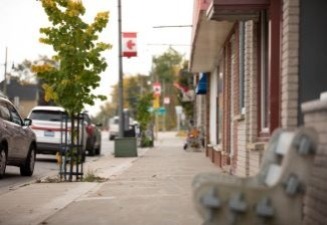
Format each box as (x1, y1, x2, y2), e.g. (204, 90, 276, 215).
(122, 32, 137, 58)
(173, 82, 189, 92)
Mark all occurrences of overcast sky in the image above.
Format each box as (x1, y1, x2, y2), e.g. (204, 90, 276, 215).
(0, 0, 193, 115)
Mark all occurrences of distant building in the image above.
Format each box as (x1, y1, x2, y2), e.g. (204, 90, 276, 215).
(0, 77, 39, 118)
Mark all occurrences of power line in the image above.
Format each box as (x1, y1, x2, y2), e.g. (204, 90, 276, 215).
(152, 25, 193, 28)
(146, 43, 191, 47)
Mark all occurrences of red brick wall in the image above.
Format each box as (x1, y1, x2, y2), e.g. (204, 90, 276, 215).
(213, 149, 222, 167)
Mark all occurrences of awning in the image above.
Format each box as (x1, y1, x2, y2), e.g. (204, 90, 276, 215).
(189, 2, 234, 73)
(207, 0, 269, 21)
(196, 73, 208, 95)
(189, 0, 270, 73)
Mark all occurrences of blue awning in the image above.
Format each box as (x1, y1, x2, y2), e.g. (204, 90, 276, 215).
(195, 73, 207, 95)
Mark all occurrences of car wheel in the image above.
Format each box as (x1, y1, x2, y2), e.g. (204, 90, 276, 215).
(82, 151, 86, 163)
(95, 144, 101, 155)
(88, 137, 96, 156)
(20, 145, 36, 176)
(88, 147, 95, 156)
(0, 146, 7, 179)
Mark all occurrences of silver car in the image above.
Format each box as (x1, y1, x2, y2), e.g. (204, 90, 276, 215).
(0, 94, 37, 178)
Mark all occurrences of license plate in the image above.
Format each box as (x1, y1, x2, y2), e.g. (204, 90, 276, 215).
(44, 131, 55, 137)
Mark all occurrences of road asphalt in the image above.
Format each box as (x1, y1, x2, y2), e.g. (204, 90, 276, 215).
(0, 132, 220, 225)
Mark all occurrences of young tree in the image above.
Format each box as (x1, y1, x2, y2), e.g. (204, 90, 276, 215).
(32, 0, 110, 166)
(136, 93, 154, 147)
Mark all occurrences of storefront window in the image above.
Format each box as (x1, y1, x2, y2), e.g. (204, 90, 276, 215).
(260, 10, 269, 132)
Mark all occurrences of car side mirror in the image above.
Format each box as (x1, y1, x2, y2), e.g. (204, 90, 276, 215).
(24, 118, 32, 126)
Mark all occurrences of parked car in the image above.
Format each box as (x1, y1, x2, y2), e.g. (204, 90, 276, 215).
(27, 106, 87, 159)
(0, 93, 37, 178)
(83, 111, 102, 156)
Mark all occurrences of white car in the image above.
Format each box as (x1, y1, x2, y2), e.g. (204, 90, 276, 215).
(108, 116, 138, 140)
(108, 116, 119, 140)
(27, 106, 87, 156)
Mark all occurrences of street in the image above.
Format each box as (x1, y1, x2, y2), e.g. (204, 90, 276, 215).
(0, 131, 113, 195)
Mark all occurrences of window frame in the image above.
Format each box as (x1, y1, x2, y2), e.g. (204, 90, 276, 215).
(238, 21, 246, 114)
(257, 0, 281, 139)
(259, 10, 270, 134)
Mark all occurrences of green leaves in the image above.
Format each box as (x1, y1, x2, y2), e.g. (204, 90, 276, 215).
(136, 93, 154, 132)
(152, 47, 183, 83)
(35, 0, 111, 116)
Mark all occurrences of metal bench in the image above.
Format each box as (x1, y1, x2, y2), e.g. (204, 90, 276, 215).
(192, 127, 317, 225)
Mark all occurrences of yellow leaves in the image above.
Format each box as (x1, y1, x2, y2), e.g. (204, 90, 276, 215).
(97, 42, 112, 51)
(39, 37, 50, 45)
(31, 63, 54, 73)
(67, 10, 79, 17)
(42, 83, 58, 102)
(42, 0, 55, 8)
(96, 12, 109, 21)
(67, 0, 85, 17)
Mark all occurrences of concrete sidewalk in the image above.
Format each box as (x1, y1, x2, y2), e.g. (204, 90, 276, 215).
(0, 132, 220, 225)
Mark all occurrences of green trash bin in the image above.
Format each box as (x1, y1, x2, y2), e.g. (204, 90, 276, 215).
(114, 137, 138, 157)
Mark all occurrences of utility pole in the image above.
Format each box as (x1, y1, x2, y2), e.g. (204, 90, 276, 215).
(3, 47, 8, 95)
(117, 0, 124, 138)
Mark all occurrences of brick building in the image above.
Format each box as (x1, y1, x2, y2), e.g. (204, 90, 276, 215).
(190, 0, 327, 178)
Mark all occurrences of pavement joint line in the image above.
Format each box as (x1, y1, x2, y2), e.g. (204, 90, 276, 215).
(32, 182, 98, 225)
(76, 193, 191, 202)
(75, 196, 117, 202)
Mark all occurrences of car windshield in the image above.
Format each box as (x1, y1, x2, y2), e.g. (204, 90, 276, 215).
(29, 110, 69, 122)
